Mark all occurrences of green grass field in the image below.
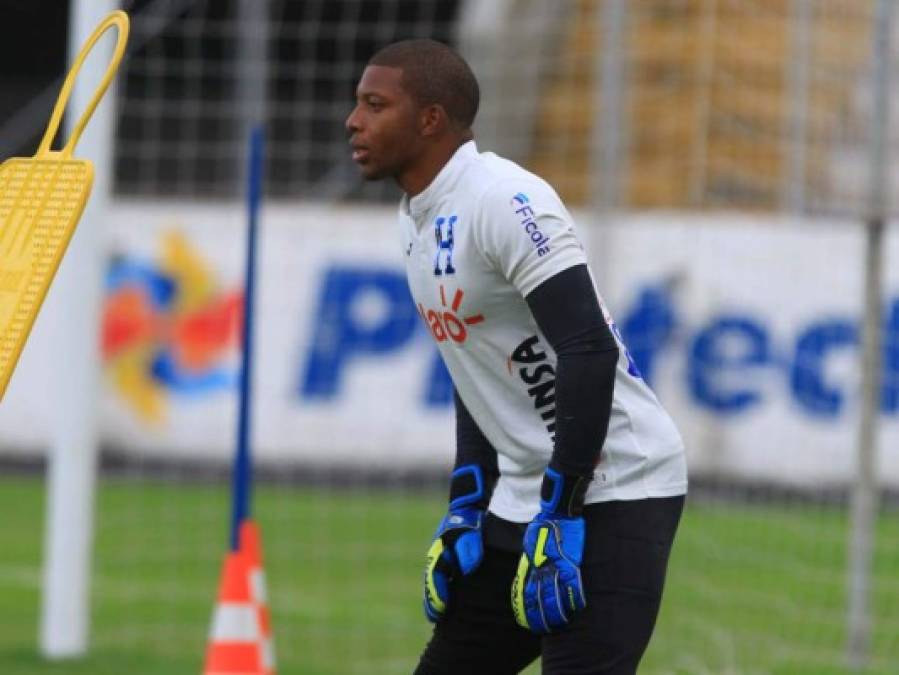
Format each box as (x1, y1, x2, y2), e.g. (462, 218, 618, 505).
(2, 475, 898, 674)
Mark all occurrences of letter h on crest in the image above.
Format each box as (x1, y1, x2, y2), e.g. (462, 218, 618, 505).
(434, 215, 457, 275)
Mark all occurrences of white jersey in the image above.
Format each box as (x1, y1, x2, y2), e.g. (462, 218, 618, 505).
(400, 141, 687, 522)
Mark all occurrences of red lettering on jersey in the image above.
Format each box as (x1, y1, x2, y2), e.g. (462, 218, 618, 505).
(427, 309, 447, 342)
(451, 288, 464, 312)
(442, 312, 466, 342)
(417, 285, 485, 345)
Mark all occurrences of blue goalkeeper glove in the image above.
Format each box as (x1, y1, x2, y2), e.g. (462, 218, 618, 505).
(423, 465, 488, 622)
(512, 467, 590, 633)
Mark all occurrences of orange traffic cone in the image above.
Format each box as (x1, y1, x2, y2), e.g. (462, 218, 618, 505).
(203, 520, 276, 675)
(240, 520, 276, 673)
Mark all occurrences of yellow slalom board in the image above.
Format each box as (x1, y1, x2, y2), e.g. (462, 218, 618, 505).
(0, 10, 129, 401)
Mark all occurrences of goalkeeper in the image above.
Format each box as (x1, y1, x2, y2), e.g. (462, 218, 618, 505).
(346, 39, 687, 675)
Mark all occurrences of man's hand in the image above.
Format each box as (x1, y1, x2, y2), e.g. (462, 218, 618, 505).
(512, 512, 585, 633)
(423, 464, 490, 622)
(424, 506, 484, 622)
(512, 468, 590, 633)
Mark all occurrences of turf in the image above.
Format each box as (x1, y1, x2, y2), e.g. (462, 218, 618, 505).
(1, 476, 897, 674)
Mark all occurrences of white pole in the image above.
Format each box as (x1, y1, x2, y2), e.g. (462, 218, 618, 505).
(598, 0, 626, 212)
(39, 0, 117, 657)
(847, 0, 892, 668)
(588, 0, 627, 295)
(785, 0, 811, 213)
(689, 0, 716, 207)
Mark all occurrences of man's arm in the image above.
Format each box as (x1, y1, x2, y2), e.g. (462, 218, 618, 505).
(526, 263, 618, 495)
(422, 388, 499, 623)
(513, 262, 618, 633)
(474, 184, 617, 470)
(451, 388, 499, 508)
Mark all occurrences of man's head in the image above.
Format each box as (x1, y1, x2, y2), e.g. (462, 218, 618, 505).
(346, 39, 480, 193)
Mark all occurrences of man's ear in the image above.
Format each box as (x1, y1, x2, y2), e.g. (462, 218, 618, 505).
(419, 103, 448, 138)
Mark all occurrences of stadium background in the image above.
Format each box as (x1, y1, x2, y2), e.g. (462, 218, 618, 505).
(2, 0, 899, 673)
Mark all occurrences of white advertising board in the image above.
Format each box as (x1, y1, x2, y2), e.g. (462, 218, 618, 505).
(1, 203, 897, 487)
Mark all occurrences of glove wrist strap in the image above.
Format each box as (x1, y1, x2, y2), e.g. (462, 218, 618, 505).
(449, 464, 491, 511)
(540, 466, 591, 517)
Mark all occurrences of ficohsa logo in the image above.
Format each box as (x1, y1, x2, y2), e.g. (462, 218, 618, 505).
(509, 192, 550, 257)
(508, 335, 557, 441)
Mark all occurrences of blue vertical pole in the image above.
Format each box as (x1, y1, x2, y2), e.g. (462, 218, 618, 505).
(230, 125, 265, 551)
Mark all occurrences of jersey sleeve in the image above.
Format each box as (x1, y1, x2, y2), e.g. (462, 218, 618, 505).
(474, 180, 588, 297)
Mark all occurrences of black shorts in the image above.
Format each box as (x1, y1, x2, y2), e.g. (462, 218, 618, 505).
(413, 495, 685, 675)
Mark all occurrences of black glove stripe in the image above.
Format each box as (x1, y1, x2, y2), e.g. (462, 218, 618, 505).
(549, 520, 580, 568)
(573, 568, 587, 609)
(535, 576, 550, 633)
(552, 570, 568, 624)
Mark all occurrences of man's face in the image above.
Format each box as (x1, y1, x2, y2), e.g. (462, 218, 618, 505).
(346, 65, 421, 181)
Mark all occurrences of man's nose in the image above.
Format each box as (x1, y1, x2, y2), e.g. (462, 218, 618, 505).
(346, 106, 361, 135)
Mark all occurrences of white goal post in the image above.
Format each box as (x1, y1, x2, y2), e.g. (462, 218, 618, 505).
(39, 0, 117, 658)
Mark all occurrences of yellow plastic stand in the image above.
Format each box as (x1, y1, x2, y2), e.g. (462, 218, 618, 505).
(0, 10, 129, 400)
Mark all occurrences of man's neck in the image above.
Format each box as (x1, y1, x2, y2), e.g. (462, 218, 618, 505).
(399, 136, 471, 197)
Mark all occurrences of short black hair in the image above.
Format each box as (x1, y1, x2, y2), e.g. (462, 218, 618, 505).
(368, 39, 480, 130)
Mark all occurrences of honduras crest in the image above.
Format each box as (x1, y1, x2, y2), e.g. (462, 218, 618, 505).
(434, 215, 457, 276)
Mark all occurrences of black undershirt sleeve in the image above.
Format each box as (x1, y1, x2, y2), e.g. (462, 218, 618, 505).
(451, 388, 500, 508)
(525, 263, 619, 478)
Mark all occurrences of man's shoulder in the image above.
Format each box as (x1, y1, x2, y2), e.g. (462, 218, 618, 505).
(461, 151, 559, 213)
